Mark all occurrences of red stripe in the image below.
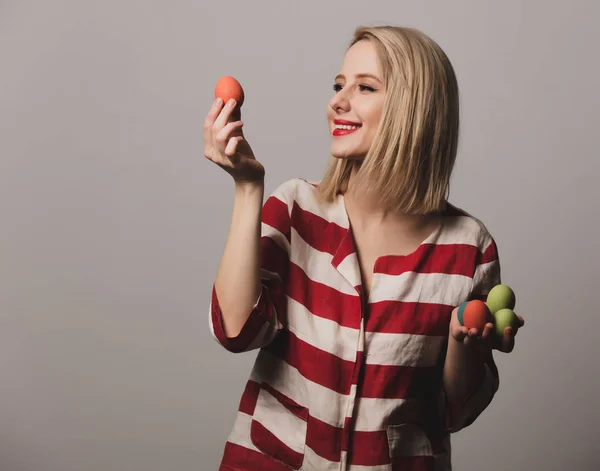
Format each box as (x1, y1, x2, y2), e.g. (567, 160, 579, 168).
(220, 441, 292, 471)
(250, 420, 304, 469)
(238, 380, 310, 422)
(374, 244, 479, 277)
(210, 285, 271, 353)
(314, 427, 441, 467)
(306, 415, 343, 463)
(234, 387, 445, 467)
(265, 330, 355, 395)
(367, 301, 453, 336)
(237, 381, 343, 463)
(261, 237, 289, 278)
(479, 238, 498, 264)
(346, 430, 390, 466)
(331, 230, 357, 268)
(238, 380, 260, 415)
(262, 196, 290, 243)
(359, 364, 440, 400)
(291, 201, 348, 256)
(287, 263, 362, 328)
(260, 238, 289, 323)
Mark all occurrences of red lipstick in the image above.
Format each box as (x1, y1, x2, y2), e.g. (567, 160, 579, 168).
(333, 119, 361, 136)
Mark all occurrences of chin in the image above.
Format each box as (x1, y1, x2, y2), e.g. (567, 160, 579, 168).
(330, 146, 366, 161)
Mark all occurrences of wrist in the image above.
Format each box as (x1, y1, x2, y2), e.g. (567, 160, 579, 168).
(234, 179, 264, 196)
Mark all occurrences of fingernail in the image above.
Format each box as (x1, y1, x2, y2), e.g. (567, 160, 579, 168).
(228, 99, 236, 107)
(214, 98, 221, 106)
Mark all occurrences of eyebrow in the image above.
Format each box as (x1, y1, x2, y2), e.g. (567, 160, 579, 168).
(335, 73, 383, 84)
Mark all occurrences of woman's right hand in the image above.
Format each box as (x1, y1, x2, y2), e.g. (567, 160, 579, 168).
(203, 98, 265, 183)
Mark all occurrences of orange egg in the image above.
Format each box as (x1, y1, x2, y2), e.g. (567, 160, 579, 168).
(214, 76, 244, 108)
(463, 300, 493, 332)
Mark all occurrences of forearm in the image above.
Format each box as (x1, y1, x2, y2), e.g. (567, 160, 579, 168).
(443, 337, 487, 405)
(214, 181, 264, 338)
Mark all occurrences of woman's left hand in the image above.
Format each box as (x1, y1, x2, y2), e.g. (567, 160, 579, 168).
(449, 306, 525, 353)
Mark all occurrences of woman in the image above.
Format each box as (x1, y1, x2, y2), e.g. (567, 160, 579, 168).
(203, 25, 524, 471)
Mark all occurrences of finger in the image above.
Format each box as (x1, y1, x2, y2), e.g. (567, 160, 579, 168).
(453, 325, 468, 342)
(462, 328, 477, 345)
(215, 121, 244, 151)
(204, 98, 224, 143)
(501, 328, 515, 353)
(482, 323, 495, 340)
(212, 98, 238, 133)
(224, 136, 243, 160)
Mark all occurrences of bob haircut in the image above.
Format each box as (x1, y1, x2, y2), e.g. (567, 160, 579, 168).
(318, 26, 460, 215)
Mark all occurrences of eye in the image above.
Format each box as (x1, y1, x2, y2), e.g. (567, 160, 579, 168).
(332, 83, 376, 93)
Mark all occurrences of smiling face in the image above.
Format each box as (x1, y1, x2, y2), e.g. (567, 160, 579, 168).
(327, 40, 387, 161)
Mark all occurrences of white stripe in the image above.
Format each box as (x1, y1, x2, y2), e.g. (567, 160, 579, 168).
(344, 383, 358, 420)
(250, 351, 410, 431)
(253, 387, 306, 454)
(387, 423, 434, 457)
(208, 301, 216, 340)
(268, 179, 295, 214)
(348, 464, 390, 471)
(354, 397, 419, 431)
(303, 445, 340, 470)
(251, 350, 347, 427)
(472, 259, 500, 296)
(229, 412, 446, 470)
(365, 332, 446, 367)
(227, 412, 261, 453)
(370, 271, 472, 306)
(228, 412, 340, 470)
(294, 179, 349, 229)
(335, 251, 362, 289)
(246, 321, 279, 351)
(291, 228, 358, 296)
(287, 297, 360, 362)
(438, 214, 491, 247)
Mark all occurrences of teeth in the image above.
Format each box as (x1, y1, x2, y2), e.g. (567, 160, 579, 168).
(335, 124, 360, 130)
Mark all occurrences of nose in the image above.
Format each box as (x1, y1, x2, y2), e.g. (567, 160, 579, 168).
(329, 88, 351, 113)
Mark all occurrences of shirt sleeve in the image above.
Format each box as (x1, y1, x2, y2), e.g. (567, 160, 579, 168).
(208, 182, 292, 353)
(443, 234, 501, 433)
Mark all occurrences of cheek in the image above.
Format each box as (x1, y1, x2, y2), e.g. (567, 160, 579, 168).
(367, 99, 385, 126)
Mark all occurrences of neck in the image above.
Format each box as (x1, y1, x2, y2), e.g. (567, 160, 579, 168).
(343, 164, 439, 234)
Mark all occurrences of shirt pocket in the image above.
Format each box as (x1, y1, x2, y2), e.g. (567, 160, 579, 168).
(250, 383, 308, 469)
(386, 423, 435, 471)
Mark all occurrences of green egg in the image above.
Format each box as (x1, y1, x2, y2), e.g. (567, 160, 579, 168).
(486, 284, 516, 314)
(494, 308, 517, 336)
(457, 302, 468, 326)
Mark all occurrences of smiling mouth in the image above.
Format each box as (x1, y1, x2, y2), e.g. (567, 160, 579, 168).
(333, 125, 360, 136)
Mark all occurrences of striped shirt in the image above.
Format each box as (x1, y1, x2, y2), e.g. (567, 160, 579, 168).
(209, 178, 501, 471)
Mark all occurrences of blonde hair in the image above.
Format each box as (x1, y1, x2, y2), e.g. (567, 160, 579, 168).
(318, 26, 460, 215)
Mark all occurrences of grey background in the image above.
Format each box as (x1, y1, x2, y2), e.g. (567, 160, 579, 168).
(1, 0, 598, 470)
